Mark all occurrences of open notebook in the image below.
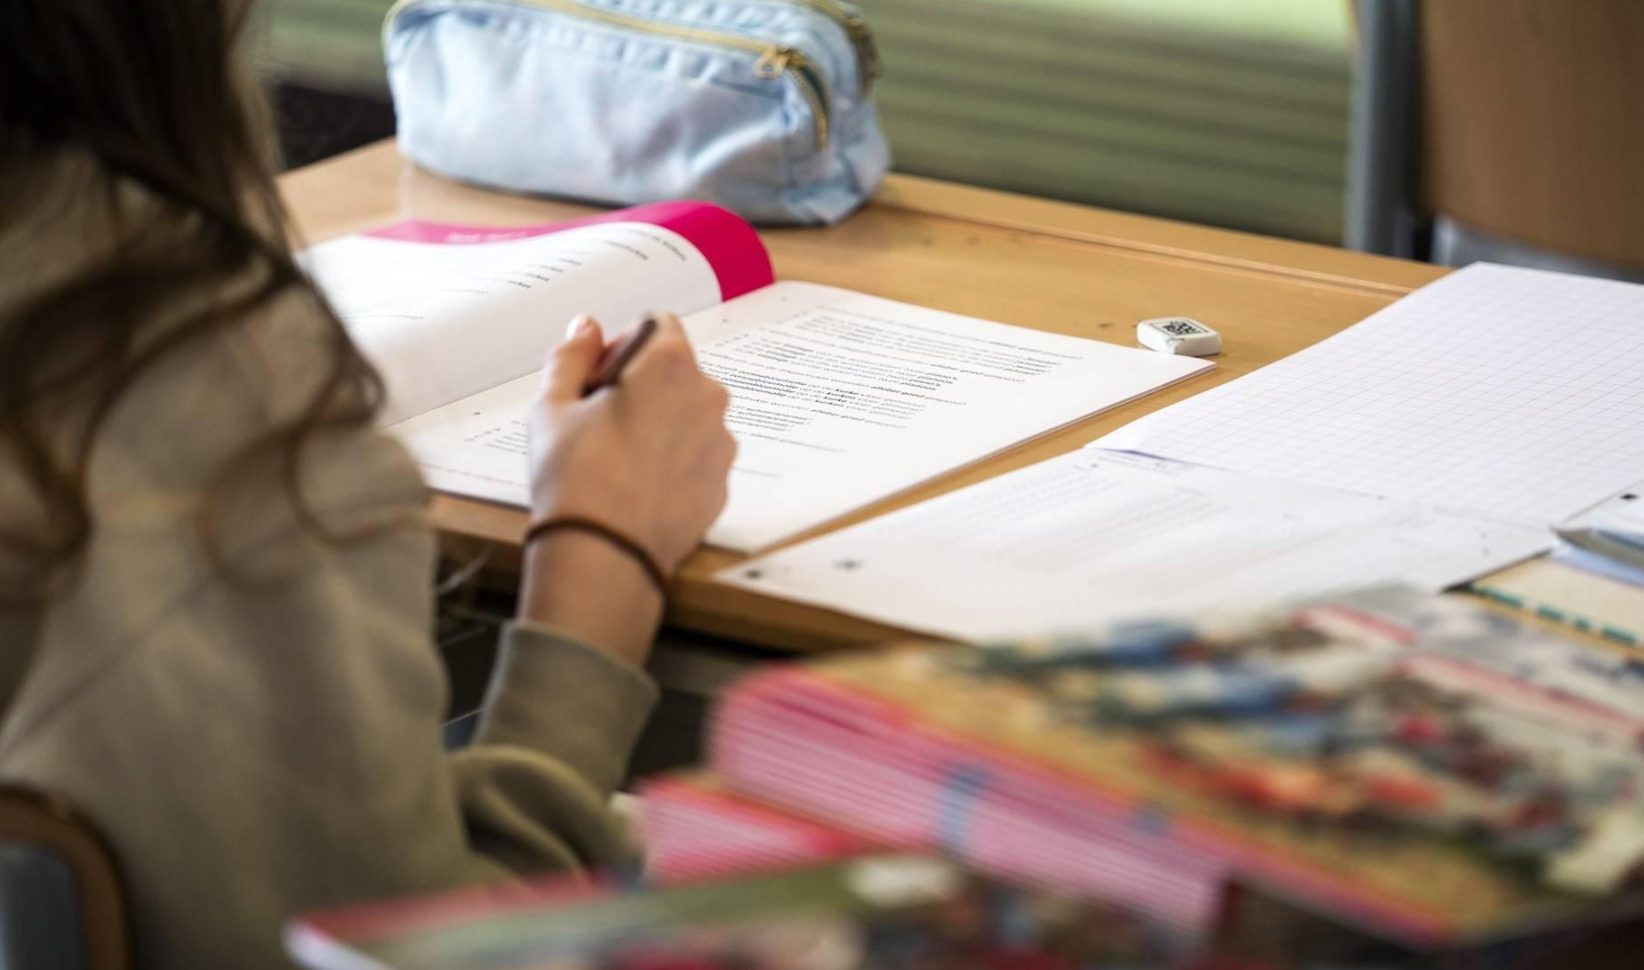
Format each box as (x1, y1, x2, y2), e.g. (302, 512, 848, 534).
(301, 203, 1210, 552)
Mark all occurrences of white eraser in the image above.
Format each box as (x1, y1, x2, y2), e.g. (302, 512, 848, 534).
(1137, 317, 1221, 356)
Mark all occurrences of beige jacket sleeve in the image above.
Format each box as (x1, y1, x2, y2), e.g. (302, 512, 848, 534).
(455, 619, 657, 872)
(0, 278, 658, 969)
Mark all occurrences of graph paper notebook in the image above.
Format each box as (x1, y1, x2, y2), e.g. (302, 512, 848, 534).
(1096, 263, 1644, 525)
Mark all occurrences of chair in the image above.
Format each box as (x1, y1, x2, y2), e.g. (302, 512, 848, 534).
(1347, 0, 1644, 279)
(0, 787, 131, 970)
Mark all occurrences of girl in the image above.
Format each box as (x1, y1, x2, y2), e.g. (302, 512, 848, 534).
(0, 1, 736, 967)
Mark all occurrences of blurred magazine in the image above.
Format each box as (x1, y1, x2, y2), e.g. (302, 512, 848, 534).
(287, 854, 1232, 970)
(707, 586, 1644, 947)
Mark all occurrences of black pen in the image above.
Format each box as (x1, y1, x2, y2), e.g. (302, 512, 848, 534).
(581, 315, 658, 397)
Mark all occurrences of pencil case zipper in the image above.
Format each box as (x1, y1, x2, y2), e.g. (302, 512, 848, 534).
(765, 0, 882, 94)
(385, 0, 842, 150)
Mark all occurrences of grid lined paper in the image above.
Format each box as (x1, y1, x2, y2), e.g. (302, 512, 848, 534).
(1097, 264, 1644, 524)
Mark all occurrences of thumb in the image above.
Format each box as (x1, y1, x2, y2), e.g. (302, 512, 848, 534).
(543, 315, 605, 402)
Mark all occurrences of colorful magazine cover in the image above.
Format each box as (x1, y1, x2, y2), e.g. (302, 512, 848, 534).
(709, 587, 1644, 945)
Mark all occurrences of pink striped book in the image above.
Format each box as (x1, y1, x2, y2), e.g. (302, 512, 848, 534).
(640, 773, 879, 884)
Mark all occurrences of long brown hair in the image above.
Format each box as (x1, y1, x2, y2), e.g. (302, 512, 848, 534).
(0, 0, 384, 606)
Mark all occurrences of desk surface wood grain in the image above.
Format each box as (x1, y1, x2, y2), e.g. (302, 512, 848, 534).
(280, 140, 1452, 650)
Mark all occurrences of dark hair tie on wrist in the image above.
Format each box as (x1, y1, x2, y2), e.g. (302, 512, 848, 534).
(522, 516, 670, 596)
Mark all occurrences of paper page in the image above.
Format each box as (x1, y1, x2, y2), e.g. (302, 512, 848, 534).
(389, 282, 1212, 552)
(716, 449, 1548, 640)
(301, 203, 771, 425)
(1095, 264, 1644, 525)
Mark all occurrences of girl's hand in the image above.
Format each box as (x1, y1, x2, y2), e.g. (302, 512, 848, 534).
(528, 313, 735, 570)
(516, 313, 736, 664)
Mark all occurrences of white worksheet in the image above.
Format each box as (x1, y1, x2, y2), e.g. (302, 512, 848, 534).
(1096, 264, 1644, 524)
(718, 449, 1548, 640)
(393, 283, 1212, 552)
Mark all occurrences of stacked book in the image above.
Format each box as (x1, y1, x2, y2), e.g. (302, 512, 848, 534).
(643, 587, 1644, 957)
(641, 773, 878, 884)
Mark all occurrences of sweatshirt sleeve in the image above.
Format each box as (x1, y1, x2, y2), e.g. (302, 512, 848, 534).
(277, 430, 662, 886)
(204, 377, 662, 888)
(449, 621, 659, 873)
(221, 293, 663, 881)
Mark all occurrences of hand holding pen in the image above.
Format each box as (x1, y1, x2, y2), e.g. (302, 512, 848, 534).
(529, 312, 736, 571)
(517, 311, 736, 667)
(581, 315, 659, 397)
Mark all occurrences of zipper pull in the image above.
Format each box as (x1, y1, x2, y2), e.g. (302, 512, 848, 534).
(754, 44, 830, 150)
(754, 45, 800, 79)
(844, 15, 882, 91)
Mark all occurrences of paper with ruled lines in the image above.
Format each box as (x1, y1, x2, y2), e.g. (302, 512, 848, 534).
(719, 449, 1548, 641)
(393, 282, 1211, 552)
(1097, 263, 1644, 525)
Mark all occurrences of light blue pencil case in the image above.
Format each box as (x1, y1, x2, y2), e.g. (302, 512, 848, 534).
(384, 0, 891, 225)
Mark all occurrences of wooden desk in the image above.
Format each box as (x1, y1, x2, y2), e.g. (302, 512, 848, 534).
(281, 140, 1454, 651)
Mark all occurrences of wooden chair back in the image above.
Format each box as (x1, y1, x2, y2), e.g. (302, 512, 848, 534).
(1416, 0, 1644, 270)
(0, 787, 131, 970)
